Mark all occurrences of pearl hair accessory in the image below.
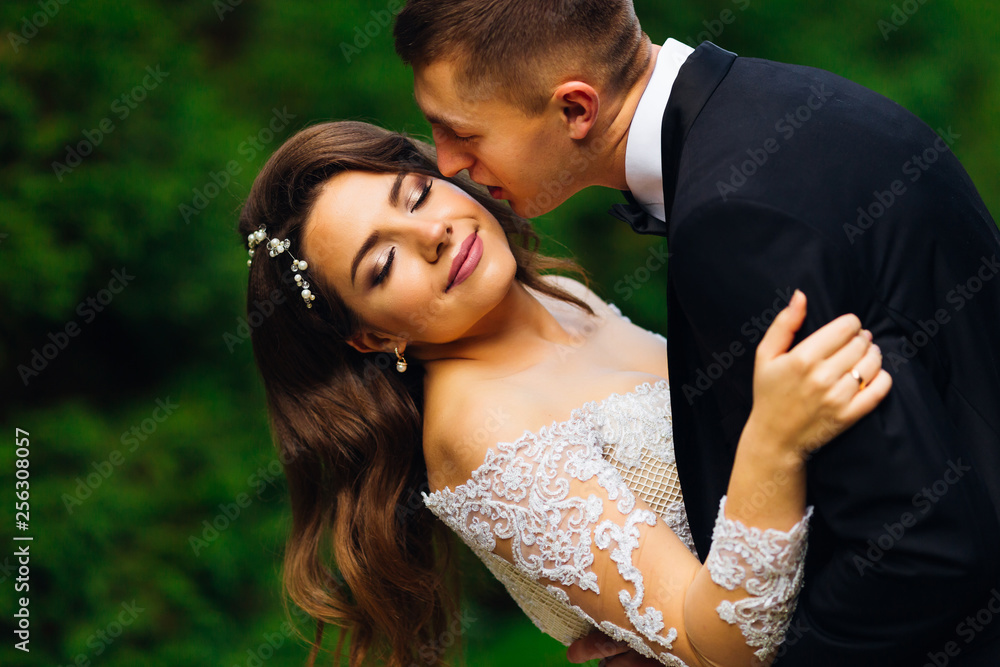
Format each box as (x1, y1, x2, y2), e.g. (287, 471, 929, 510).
(246, 225, 316, 309)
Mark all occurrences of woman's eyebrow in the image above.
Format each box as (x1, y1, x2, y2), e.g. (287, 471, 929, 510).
(351, 231, 379, 286)
(351, 173, 409, 285)
(388, 172, 407, 207)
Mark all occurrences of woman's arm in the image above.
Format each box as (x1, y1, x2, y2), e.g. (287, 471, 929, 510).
(683, 290, 890, 665)
(610, 291, 889, 665)
(428, 291, 889, 666)
(564, 291, 889, 666)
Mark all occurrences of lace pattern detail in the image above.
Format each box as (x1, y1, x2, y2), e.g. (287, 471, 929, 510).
(424, 382, 684, 661)
(705, 496, 813, 661)
(545, 586, 689, 667)
(596, 386, 693, 555)
(477, 550, 594, 644)
(424, 380, 810, 663)
(597, 383, 675, 468)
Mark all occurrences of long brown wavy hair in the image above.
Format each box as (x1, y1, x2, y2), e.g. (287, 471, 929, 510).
(238, 121, 592, 666)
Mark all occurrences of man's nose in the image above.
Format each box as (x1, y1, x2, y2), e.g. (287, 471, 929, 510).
(435, 139, 474, 178)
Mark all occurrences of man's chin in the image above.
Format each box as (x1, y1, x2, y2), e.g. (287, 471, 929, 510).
(508, 196, 557, 219)
(481, 184, 559, 217)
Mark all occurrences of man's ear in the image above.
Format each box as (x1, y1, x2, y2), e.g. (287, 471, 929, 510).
(345, 331, 401, 355)
(552, 81, 600, 141)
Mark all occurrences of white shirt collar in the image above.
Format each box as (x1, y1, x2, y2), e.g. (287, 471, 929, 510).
(624, 38, 695, 222)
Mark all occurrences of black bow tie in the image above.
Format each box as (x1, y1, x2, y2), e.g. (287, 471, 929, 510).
(608, 191, 668, 236)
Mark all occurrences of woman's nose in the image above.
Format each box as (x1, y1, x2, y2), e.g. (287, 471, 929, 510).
(412, 218, 451, 262)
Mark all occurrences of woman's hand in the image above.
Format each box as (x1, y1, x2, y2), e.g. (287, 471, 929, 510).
(570, 290, 891, 667)
(747, 289, 891, 462)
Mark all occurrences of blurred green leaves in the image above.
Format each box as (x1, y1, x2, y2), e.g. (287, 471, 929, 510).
(1, 0, 997, 665)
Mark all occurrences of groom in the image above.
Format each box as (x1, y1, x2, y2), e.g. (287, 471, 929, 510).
(393, 2, 1000, 665)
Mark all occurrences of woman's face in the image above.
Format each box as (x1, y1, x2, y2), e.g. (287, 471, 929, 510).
(303, 171, 518, 348)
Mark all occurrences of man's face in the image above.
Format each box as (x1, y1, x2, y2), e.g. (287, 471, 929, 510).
(413, 58, 580, 217)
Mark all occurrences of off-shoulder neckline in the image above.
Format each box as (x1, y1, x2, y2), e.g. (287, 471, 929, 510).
(425, 379, 671, 499)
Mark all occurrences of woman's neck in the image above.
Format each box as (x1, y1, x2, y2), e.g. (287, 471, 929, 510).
(413, 280, 578, 375)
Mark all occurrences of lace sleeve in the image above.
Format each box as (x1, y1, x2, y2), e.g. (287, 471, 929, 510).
(705, 497, 813, 663)
(423, 421, 692, 666)
(423, 417, 813, 666)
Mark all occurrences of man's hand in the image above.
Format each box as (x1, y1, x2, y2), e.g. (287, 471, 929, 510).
(567, 630, 661, 666)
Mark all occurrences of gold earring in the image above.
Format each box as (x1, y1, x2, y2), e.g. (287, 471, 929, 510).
(395, 347, 407, 373)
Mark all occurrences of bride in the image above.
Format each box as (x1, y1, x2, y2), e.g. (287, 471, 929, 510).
(238, 121, 890, 667)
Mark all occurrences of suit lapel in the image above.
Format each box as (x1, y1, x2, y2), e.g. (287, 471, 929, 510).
(660, 41, 737, 230)
(661, 42, 737, 557)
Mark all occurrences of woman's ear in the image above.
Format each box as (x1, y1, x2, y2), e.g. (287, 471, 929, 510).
(345, 330, 402, 355)
(552, 81, 600, 141)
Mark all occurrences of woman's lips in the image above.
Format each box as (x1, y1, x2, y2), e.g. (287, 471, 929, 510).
(446, 233, 483, 291)
(487, 186, 504, 199)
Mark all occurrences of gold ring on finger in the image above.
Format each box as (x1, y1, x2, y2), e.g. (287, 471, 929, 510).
(850, 368, 866, 390)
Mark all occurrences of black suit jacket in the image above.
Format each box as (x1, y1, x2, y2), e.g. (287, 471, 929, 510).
(637, 42, 1000, 665)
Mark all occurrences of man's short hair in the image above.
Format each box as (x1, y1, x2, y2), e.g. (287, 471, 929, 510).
(394, 0, 649, 115)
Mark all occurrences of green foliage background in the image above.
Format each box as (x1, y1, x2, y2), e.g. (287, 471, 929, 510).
(1, 1, 997, 665)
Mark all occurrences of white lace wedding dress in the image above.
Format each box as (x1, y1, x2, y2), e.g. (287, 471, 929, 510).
(423, 328, 811, 665)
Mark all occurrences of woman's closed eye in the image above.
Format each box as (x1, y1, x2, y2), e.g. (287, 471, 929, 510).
(371, 178, 434, 286)
(373, 247, 395, 286)
(410, 178, 432, 212)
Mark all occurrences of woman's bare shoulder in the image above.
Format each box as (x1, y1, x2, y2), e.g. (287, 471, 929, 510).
(422, 371, 555, 493)
(540, 274, 607, 309)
